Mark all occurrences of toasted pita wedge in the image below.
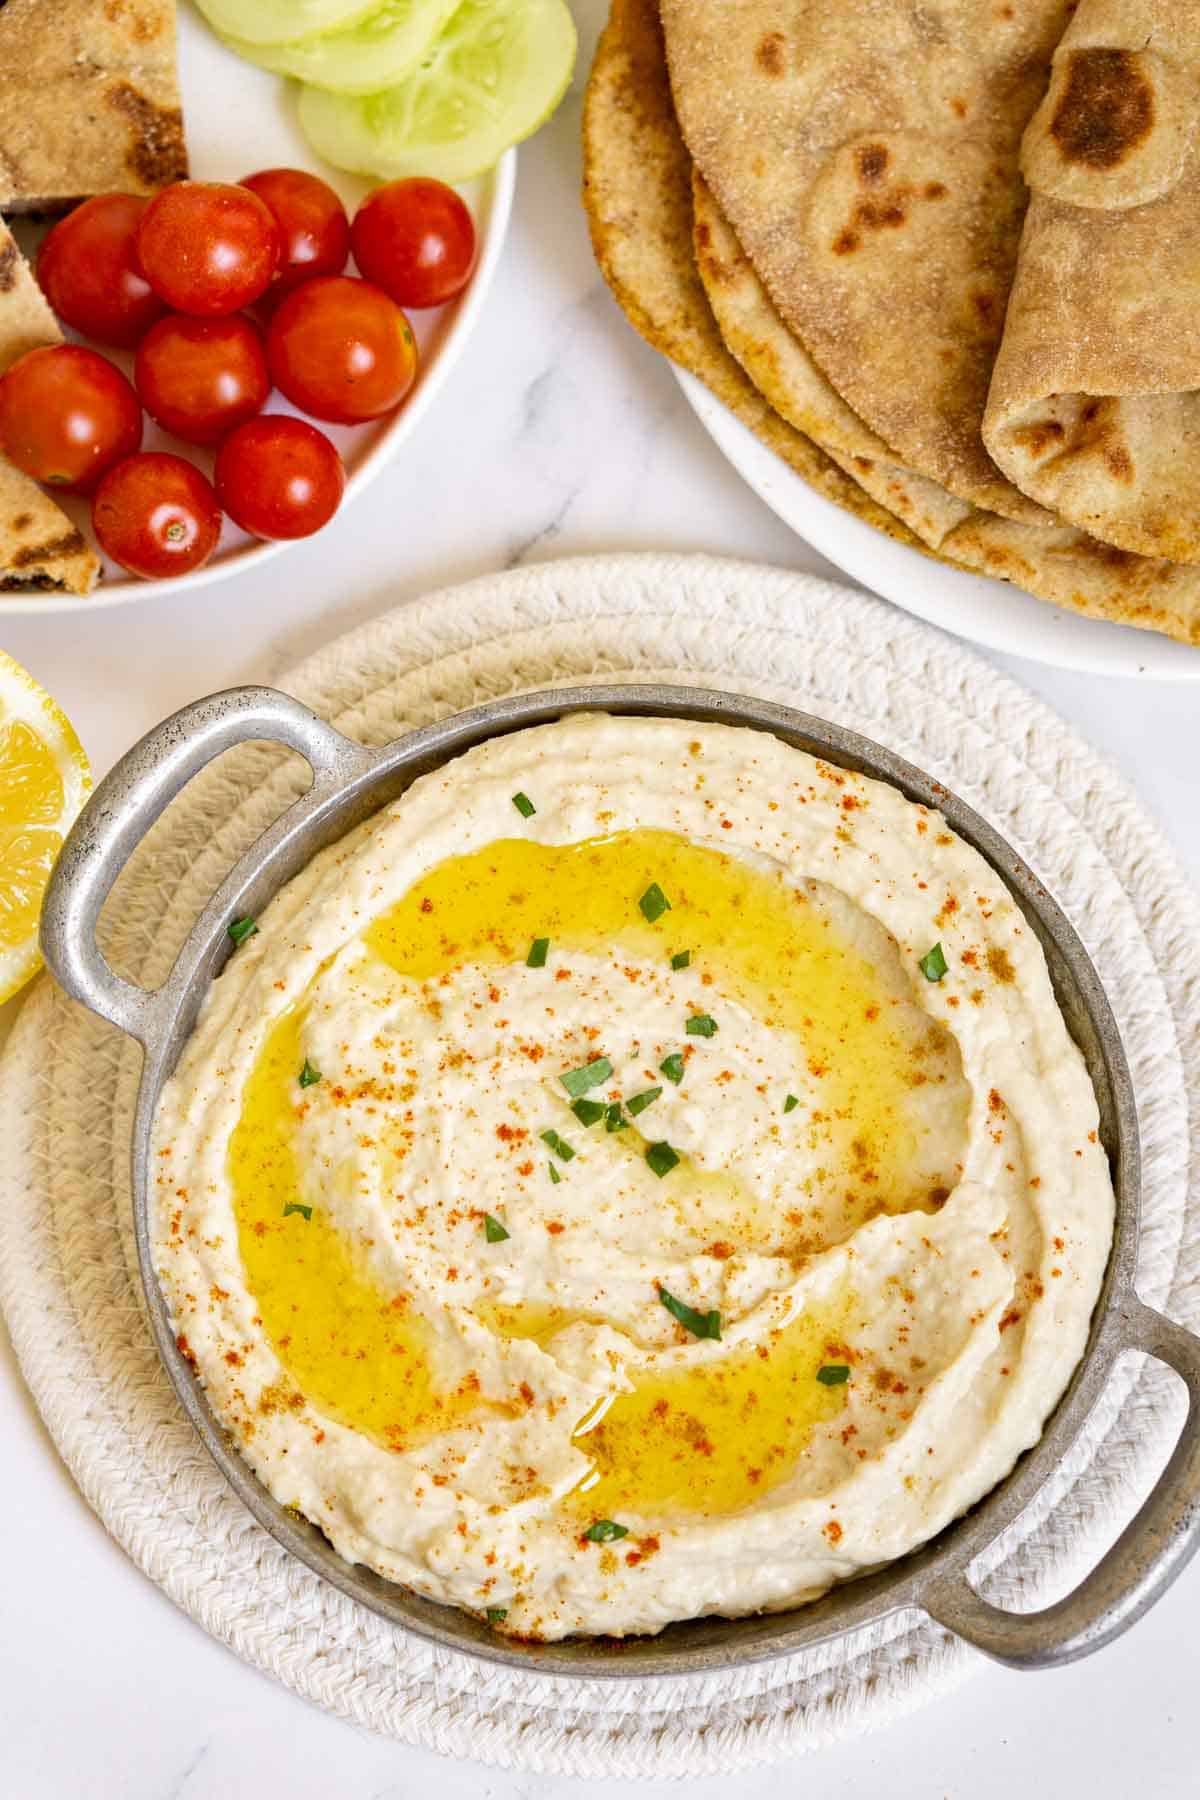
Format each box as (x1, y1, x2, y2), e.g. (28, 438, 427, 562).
(0, 0, 187, 214)
(0, 218, 99, 595)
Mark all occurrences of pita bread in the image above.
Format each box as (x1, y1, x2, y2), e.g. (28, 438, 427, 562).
(984, 0, 1200, 563)
(691, 175, 971, 550)
(582, 0, 932, 553)
(0, 219, 99, 596)
(0, 0, 187, 213)
(659, 0, 1072, 524)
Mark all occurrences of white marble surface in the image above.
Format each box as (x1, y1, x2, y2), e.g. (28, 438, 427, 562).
(3, 7, 1200, 1794)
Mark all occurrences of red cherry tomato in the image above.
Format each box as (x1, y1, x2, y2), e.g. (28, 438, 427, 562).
(134, 313, 270, 445)
(0, 345, 142, 492)
(36, 194, 165, 348)
(265, 275, 416, 424)
(350, 178, 477, 309)
(137, 182, 281, 317)
(240, 167, 350, 300)
(214, 415, 345, 540)
(92, 452, 222, 579)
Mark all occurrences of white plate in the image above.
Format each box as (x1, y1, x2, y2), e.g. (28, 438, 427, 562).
(677, 369, 1200, 680)
(1, 2, 515, 615)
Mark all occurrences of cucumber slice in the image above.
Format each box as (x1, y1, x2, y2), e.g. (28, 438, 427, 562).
(298, 0, 577, 183)
(219, 0, 463, 97)
(191, 0, 380, 49)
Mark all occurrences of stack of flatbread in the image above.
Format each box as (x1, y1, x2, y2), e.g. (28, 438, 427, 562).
(0, 0, 187, 596)
(583, 0, 1200, 648)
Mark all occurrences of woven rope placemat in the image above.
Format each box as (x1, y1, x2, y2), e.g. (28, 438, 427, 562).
(1, 553, 1197, 1777)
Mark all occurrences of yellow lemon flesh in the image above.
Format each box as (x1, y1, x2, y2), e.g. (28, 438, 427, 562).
(0, 652, 90, 1005)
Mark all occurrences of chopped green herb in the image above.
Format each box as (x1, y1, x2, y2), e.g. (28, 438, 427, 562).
(783, 1093, 799, 1114)
(660, 1052, 686, 1085)
(645, 1140, 680, 1179)
(571, 1097, 606, 1127)
(298, 1059, 321, 1089)
(512, 791, 535, 818)
(626, 1085, 662, 1117)
(282, 1202, 312, 1221)
(526, 936, 549, 968)
(584, 1519, 629, 1544)
(484, 1213, 510, 1243)
(548, 1162, 561, 1185)
(540, 1129, 576, 1162)
(671, 949, 691, 970)
(605, 1102, 627, 1132)
(486, 1607, 508, 1625)
(686, 1013, 718, 1038)
(639, 881, 671, 923)
(560, 1056, 612, 1098)
(817, 1363, 850, 1386)
(919, 942, 948, 983)
(228, 916, 258, 947)
(659, 1284, 721, 1340)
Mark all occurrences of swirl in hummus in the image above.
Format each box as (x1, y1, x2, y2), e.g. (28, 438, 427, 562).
(152, 715, 1114, 1641)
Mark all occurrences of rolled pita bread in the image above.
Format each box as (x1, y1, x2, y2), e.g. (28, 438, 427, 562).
(984, 0, 1200, 564)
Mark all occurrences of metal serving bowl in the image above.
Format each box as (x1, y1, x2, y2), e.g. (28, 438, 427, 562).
(39, 682, 1200, 1678)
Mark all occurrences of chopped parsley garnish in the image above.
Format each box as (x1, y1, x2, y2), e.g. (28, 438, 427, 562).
(919, 942, 948, 982)
(584, 1518, 629, 1544)
(227, 916, 258, 947)
(526, 936, 549, 968)
(659, 1284, 720, 1340)
(784, 1093, 799, 1114)
(298, 1059, 322, 1089)
(486, 1607, 508, 1624)
(540, 1129, 576, 1162)
(548, 1162, 561, 1184)
(560, 1056, 612, 1098)
(626, 1085, 662, 1117)
(671, 949, 691, 970)
(484, 1213, 510, 1243)
(639, 881, 671, 923)
(282, 1202, 312, 1221)
(512, 791, 535, 818)
(660, 1052, 685, 1085)
(645, 1140, 680, 1179)
(571, 1097, 606, 1127)
(605, 1102, 627, 1132)
(817, 1364, 850, 1386)
(686, 1013, 718, 1038)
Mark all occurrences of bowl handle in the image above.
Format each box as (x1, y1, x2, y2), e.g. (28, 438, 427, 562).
(922, 1295, 1200, 1667)
(39, 685, 377, 1045)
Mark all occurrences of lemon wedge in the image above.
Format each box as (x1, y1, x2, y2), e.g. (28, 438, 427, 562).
(0, 652, 90, 1005)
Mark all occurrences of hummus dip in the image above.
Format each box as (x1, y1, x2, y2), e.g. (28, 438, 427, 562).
(152, 715, 1114, 1641)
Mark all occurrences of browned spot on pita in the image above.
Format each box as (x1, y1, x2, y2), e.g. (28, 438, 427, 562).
(11, 512, 32, 532)
(1012, 418, 1064, 458)
(856, 143, 889, 186)
(103, 0, 166, 39)
(985, 946, 1016, 984)
(1104, 442, 1135, 483)
(832, 227, 861, 255)
(1050, 47, 1154, 170)
(755, 31, 786, 76)
(924, 181, 948, 200)
(972, 289, 998, 323)
(11, 529, 87, 568)
(0, 239, 16, 292)
(950, 97, 968, 118)
(106, 83, 187, 190)
(853, 456, 874, 473)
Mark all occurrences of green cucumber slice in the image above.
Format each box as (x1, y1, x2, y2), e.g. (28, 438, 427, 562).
(219, 0, 463, 97)
(298, 0, 577, 183)
(192, 0, 380, 49)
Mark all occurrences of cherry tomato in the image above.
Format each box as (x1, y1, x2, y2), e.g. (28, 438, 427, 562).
(0, 345, 142, 492)
(137, 182, 281, 317)
(240, 168, 350, 300)
(134, 313, 269, 445)
(265, 276, 416, 424)
(350, 178, 477, 310)
(93, 452, 222, 579)
(214, 415, 345, 540)
(36, 194, 165, 348)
